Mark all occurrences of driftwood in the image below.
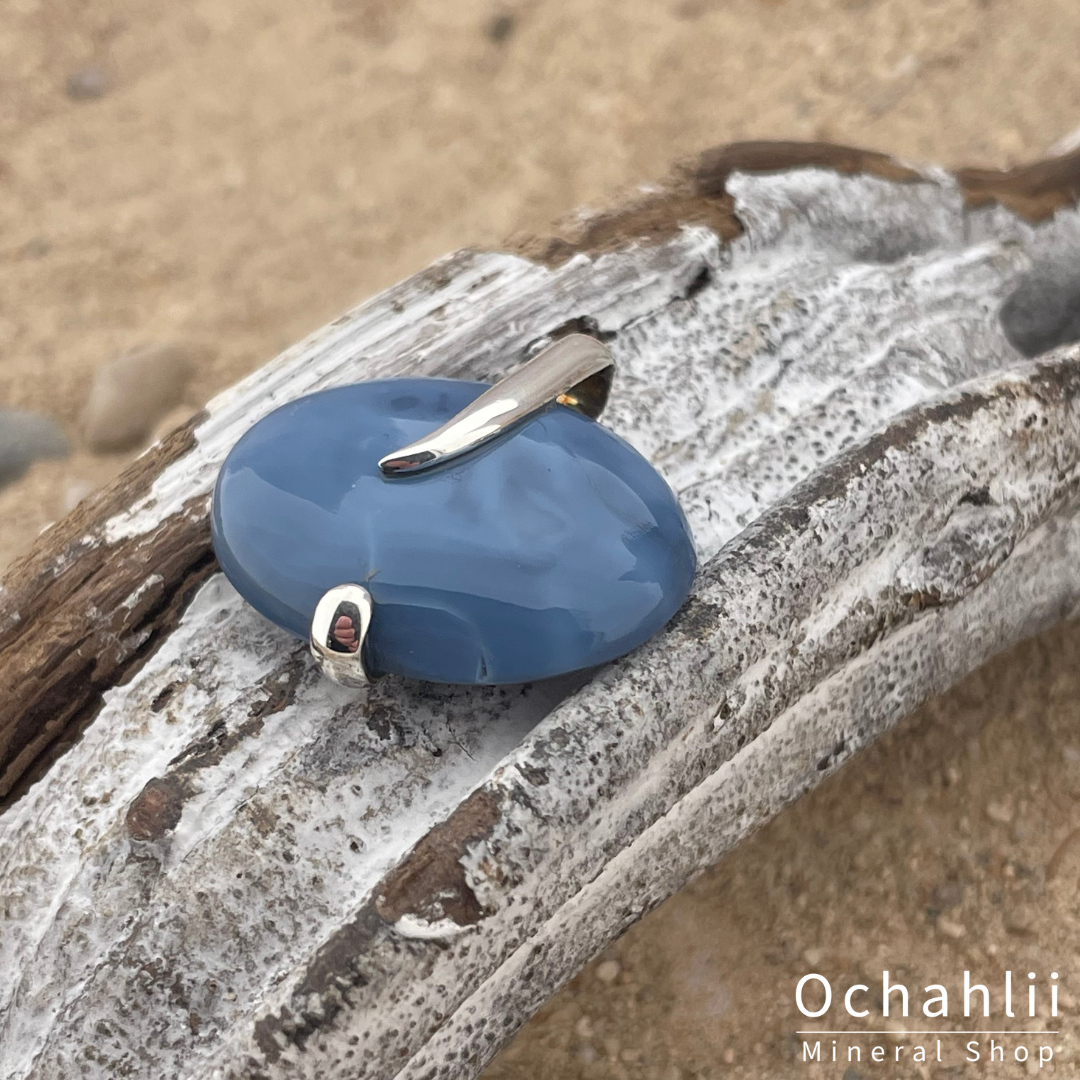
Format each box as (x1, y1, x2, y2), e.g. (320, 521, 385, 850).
(3, 141, 1080, 1079)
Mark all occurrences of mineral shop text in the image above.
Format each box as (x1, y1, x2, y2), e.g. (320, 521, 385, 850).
(794, 971, 1059, 1069)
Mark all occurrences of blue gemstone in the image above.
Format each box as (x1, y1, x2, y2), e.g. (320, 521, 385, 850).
(211, 378, 696, 685)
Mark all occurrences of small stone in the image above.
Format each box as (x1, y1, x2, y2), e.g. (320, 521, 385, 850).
(938, 917, 966, 939)
(621, 1047, 642, 1063)
(722, 1047, 736, 1064)
(674, 0, 709, 19)
(1011, 818, 1034, 844)
(486, 12, 515, 42)
(81, 344, 195, 452)
(576, 1043, 599, 1065)
(66, 65, 109, 100)
(843, 1069, 865, 1080)
(0, 408, 69, 489)
(18, 237, 51, 260)
(1004, 905, 1036, 935)
(802, 947, 823, 966)
(883, 1019, 908, 1042)
(596, 959, 621, 984)
(986, 799, 1014, 824)
(929, 881, 964, 912)
(575, 1015, 594, 1038)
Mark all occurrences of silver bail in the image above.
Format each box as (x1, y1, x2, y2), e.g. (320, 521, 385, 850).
(378, 333, 615, 477)
(309, 583, 374, 687)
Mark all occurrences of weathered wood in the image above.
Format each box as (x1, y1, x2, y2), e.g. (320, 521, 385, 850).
(2, 142, 1080, 1080)
(4, 140, 1079, 804)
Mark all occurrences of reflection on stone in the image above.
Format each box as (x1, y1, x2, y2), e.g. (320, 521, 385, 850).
(329, 610, 360, 653)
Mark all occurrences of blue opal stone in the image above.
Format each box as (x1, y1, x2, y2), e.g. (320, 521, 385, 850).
(211, 378, 696, 685)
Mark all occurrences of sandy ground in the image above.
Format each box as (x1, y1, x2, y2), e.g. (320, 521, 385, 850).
(3, 0, 1080, 1076)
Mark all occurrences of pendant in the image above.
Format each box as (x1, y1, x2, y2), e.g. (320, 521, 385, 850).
(211, 335, 696, 687)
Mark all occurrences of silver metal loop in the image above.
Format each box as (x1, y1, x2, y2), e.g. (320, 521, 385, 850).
(309, 583, 374, 687)
(378, 333, 615, 477)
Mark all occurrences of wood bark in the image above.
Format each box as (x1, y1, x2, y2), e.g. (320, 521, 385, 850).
(2, 142, 1080, 1079)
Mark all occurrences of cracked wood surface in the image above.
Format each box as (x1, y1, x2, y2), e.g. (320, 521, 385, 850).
(3, 142, 1080, 1079)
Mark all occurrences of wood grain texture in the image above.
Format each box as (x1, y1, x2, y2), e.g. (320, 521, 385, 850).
(508, 139, 1080, 267)
(3, 142, 1080, 1079)
(0, 414, 213, 804)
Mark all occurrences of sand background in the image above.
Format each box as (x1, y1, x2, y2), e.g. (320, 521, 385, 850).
(2, 0, 1080, 1076)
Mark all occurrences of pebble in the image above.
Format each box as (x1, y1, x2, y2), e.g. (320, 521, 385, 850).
(66, 65, 109, 100)
(0, 408, 69, 489)
(1004, 905, 1036, 935)
(1011, 818, 1034, 844)
(986, 798, 1014, 824)
(576, 1043, 598, 1065)
(938, 917, 966, 939)
(930, 881, 964, 911)
(596, 959, 621, 984)
(802, 947, 824, 966)
(883, 1019, 908, 1042)
(19, 237, 51, 260)
(81, 344, 195, 452)
(486, 12, 515, 43)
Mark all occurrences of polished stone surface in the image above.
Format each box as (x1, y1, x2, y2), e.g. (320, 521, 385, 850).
(212, 378, 696, 684)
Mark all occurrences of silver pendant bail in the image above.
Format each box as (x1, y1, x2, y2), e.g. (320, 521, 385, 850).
(378, 333, 615, 477)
